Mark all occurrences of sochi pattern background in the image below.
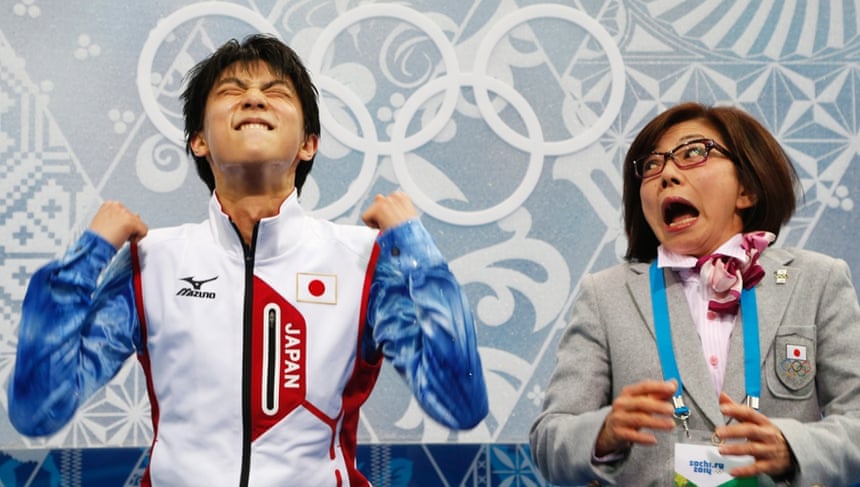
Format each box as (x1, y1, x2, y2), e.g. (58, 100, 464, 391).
(2, 1, 859, 485)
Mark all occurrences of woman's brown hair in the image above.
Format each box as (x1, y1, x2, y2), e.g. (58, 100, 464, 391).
(623, 102, 801, 262)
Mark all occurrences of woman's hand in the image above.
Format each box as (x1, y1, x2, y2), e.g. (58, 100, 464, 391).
(714, 392, 795, 478)
(595, 380, 678, 456)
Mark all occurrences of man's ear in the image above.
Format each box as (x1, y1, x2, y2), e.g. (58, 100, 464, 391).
(299, 134, 319, 161)
(190, 132, 209, 158)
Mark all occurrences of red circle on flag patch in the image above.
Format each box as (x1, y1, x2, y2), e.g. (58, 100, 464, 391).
(793, 348, 801, 357)
(308, 279, 326, 297)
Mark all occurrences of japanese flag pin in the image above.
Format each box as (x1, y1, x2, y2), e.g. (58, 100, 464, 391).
(775, 269, 788, 284)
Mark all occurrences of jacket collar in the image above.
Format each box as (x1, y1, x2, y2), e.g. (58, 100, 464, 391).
(207, 191, 306, 261)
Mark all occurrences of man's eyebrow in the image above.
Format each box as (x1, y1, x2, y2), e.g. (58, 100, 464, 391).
(260, 79, 292, 91)
(214, 77, 247, 89)
(213, 77, 291, 91)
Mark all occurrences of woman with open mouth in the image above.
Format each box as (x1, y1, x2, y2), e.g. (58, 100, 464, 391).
(531, 102, 860, 487)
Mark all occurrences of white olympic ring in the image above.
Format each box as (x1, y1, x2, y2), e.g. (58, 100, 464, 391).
(136, 1, 280, 145)
(391, 73, 544, 225)
(306, 3, 461, 155)
(472, 4, 625, 155)
(309, 76, 380, 219)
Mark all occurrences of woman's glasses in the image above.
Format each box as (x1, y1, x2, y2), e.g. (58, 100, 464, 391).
(632, 138, 735, 179)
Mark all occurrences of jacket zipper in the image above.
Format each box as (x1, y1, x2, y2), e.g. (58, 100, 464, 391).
(238, 223, 259, 487)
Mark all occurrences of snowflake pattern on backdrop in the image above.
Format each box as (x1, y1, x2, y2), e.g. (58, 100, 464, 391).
(2, 1, 860, 485)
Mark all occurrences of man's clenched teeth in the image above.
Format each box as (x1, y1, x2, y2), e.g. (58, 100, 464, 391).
(239, 122, 271, 131)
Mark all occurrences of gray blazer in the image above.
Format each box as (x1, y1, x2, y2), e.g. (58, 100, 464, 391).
(530, 247, 860, 486)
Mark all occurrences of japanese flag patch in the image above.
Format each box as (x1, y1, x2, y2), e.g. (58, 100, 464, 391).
(296, 273, 337, 304)
(786, 344, 807, 361)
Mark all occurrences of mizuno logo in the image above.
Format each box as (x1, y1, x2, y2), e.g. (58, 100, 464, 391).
(176, 276, 218, 299)
(180, 276, 218, 289)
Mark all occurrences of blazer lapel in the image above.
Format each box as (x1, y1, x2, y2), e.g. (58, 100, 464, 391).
(627, 262, 654, 338)
(663, 269, 724, 428)
(721, 323, 746, 408)
(724, 250, 797, 410)
(627, 264, 723, 428)
(753, 250, 798, 374)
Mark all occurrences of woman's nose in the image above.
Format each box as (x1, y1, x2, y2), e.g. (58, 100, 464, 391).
(659, 157, 682, 186)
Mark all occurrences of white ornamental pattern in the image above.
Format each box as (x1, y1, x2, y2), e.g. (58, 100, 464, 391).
(0, 0, 858, 450)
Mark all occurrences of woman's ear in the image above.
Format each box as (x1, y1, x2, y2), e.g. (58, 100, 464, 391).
(736, 185, 757, 210)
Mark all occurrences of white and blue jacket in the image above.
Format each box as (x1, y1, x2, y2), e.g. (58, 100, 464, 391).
(9, 192, 488, 486)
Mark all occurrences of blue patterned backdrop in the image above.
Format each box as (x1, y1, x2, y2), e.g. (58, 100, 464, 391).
(1, 1, 859, 485)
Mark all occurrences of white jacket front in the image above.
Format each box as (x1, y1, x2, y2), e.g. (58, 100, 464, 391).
(133, 194, 380, 486)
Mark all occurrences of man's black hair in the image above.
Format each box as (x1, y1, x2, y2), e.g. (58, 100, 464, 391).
(181, 34, 321, 195)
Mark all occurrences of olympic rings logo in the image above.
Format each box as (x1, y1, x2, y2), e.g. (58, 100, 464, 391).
(137, 2, 625, 225)
(780, 358, 812, 377)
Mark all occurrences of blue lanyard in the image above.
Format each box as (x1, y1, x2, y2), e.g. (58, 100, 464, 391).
(649, 261, 761, 422)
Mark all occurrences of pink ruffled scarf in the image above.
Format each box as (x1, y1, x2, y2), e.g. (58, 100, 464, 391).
(694, 231, 775, 314)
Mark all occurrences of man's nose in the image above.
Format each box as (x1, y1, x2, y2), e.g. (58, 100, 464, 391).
(242, 89, 267, 109)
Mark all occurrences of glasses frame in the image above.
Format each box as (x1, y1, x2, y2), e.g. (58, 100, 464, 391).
(632, 138, 735, 180)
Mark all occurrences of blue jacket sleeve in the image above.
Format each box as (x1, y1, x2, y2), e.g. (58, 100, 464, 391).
(7, 230, 139, 436)
(366, 219, 488, 430)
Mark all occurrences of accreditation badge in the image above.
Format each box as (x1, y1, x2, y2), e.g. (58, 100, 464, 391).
(674, 430, 757, 487)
